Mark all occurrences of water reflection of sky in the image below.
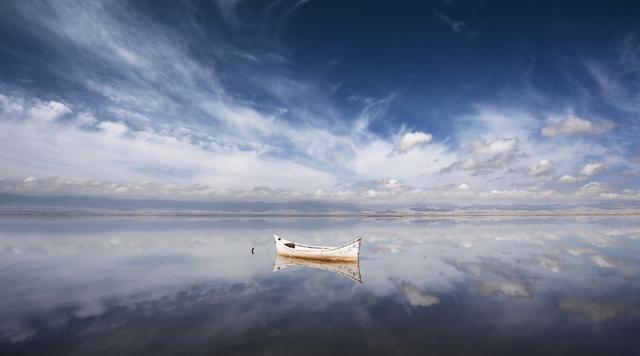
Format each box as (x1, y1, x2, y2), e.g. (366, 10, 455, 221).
(1, 217, 639, 355)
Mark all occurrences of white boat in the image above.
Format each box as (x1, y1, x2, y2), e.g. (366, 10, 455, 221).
(273, 255, 362, 284)
(274, 234, 361, 261)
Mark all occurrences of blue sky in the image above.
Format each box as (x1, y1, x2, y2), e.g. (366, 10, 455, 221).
(0, 0, 639, 204)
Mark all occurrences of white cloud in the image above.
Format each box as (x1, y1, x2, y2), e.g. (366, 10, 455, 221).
(27, 101, 72, 122)
(536, 256, 564, 273)
(2, 89, 633, 204)
(0, 116, 338, 193)
(0, 94, 25, 114)
(395, 131, 433, 154)
(559, 299, 628, 323)
(541, 115, 615, 137)
(75, 112, 98, 126)
(441, 148, 525, 176)
(469, 137, 518, 155)
(578, 182, 610, 196)
(23, 176, 38, 184)
(98, 121, 128, 136)
(557, 162, 606, 185)
(557, 174, 580, 184)
(589, 255, 618, 268)
(458, 157, 479, 170)
(395, 279, 440, 307)
(529, 159, 554, 176)
(3, 174, 640, 203)
(478, 280, 531, 298)
(351, 139, 457, 187)
(375, 178, 405, 190)
(452, 107, 615, 190)
(579, 162, 606, 177)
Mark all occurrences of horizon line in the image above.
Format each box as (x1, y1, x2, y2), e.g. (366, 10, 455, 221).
(1, 209, 640, 219)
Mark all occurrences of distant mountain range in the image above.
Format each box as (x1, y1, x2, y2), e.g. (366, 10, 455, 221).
(1, 193, 640, 217)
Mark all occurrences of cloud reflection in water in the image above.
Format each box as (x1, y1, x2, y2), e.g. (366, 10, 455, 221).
(0, 217, 639, 355)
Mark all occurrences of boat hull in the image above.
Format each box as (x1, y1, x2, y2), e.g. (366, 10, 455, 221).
(274, 234, 361, 261)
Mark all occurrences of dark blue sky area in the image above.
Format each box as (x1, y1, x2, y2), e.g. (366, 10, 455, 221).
(282, 0, 640, 133)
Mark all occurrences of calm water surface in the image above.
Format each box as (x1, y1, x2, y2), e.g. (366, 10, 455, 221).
(1, 217, 639, 355)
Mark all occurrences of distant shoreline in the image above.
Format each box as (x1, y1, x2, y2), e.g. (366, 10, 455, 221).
(1, 209, 639, 218)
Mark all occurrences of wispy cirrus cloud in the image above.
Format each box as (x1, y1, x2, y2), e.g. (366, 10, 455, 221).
(469, 137, 519, 155)
(541, 115, 615, 137)
(0, 93, 338, 191)
(434, 11, 477, 39)
(584, 34, 640, 123)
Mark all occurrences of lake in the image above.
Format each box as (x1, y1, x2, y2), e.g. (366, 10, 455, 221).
(1, 216, 639, 355)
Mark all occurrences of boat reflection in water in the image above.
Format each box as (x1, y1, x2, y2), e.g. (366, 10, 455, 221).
(273, 254, 362, 284)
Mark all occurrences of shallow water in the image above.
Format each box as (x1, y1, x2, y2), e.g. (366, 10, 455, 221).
(1, 217, 639, 355)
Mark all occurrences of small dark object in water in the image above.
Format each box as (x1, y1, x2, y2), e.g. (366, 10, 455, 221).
(251, 247, 254, 254)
